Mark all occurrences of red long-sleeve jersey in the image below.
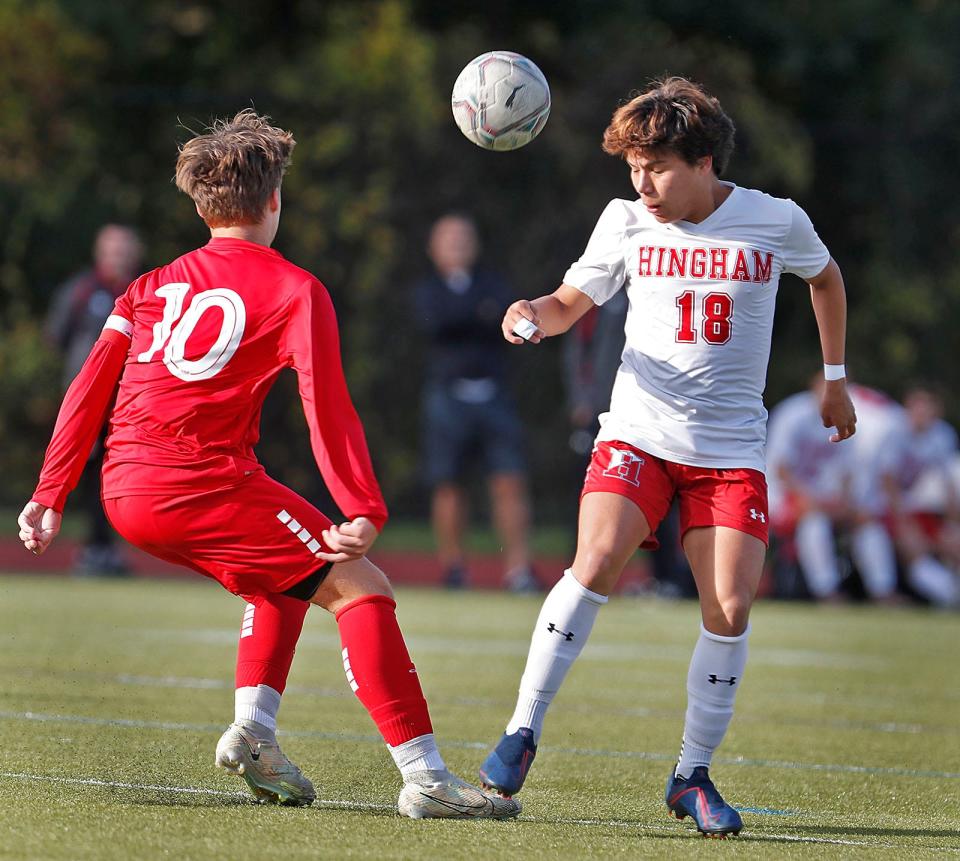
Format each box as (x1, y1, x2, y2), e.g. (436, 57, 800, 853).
(33, 237, 387, 531)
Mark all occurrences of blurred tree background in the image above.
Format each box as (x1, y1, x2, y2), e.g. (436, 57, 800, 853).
(1, 0, 958, 522)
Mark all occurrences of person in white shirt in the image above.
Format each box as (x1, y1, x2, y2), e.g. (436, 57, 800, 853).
(882, 384, 960, 606)
(476, 76, 856, 837)
(842, 384, 910, 601)
(766, 374, 855, 601)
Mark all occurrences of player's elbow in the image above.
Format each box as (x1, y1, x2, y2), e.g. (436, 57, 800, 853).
(808, 257, 843, 292)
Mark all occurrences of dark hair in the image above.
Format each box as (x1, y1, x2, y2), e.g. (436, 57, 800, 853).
(602, 77, 736, 175)
(903, 381, 945, 403)
(175, 109, 296, 227)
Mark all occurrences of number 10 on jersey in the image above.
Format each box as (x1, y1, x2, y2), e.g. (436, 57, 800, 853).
(138, 282, 247, 381)
(675, 290, 733, 345)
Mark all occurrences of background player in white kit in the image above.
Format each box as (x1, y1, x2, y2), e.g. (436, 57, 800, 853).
(477, 77, 857, 837)
(877, 384, 959, 606)
(766, 373, 855, 602)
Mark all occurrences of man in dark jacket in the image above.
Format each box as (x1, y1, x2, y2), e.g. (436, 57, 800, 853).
(46, 223, 143, 574)
(414, 214, 537, 591)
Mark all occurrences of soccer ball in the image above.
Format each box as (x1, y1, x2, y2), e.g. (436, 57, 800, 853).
(451, 51, 551, 151)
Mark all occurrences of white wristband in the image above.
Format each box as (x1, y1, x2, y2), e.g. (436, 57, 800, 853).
(512, 317, 538, 340)
(823, 363, 846, 381)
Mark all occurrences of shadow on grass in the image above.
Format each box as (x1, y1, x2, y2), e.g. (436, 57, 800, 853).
(125, 794, 253, 809)
(126, 793, 401, 817)
(786, 824, 960, 840)
(525, 814, 959, 847)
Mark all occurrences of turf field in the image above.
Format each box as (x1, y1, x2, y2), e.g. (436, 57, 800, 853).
(0, 574, 957, 859)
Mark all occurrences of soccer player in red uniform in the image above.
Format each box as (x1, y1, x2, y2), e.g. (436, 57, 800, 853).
(17, 110, 518, 820)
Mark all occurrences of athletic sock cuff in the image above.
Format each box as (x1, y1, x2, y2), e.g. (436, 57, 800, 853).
(700, 622, 751, 643)
(235, 684, 281, 731)
(563, 569, 609, 605)
(236, 660, 293, 692)
(334, 593, 397, 622)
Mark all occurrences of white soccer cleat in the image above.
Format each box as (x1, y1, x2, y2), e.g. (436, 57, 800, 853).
(397, 769, 522, 820)
(214, 722, 316, 806)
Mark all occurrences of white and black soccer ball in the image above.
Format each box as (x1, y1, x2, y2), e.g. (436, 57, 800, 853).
(451, 51, 551, 151)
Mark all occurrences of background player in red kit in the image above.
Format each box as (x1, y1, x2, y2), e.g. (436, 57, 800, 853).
(17, 110, 518, 820)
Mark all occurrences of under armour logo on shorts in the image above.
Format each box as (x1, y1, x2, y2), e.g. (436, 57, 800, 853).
(749, 508, 766, 523)
(602, 448, 645, 487)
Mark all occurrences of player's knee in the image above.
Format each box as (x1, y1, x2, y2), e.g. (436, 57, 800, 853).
(312, 557, 394, 613)
(357, 561, 394, 598)
(703, 595, 751, 637)
(571, 547, 624, 592)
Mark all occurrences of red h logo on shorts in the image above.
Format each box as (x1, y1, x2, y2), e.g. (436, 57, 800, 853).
(602, 448, 645, 487)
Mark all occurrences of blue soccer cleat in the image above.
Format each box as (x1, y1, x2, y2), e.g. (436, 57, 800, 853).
(478, 727, 538, 796)
(665, 766, 743, 837)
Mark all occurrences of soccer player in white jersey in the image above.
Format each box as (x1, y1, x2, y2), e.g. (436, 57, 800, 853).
(767, 374, 855, 601)
(476, 77, 857, 837)
(842, 384, 907, 601)
(883, 385, 960, 606)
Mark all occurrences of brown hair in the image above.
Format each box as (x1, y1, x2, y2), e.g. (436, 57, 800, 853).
(175, 109, 296, 227)
(602, 77, 735, 175)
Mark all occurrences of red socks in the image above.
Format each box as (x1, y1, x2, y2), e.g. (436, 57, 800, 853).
(235, 591, 434, 748)
(335, 594, 434, 746)
(235, 592, 309, 693)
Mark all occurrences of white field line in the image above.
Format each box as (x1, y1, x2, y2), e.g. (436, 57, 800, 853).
(146, 628, 885, 670)
(0, 771, 389, 811)
(106, 673, 934, 735)
(7, 667, 948, 736)
(2, 709, 958, 780)
(1, 771, 957, 852)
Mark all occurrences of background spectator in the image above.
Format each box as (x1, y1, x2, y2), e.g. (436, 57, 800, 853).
(882, 384, 960, 606)
(45, 224, 144, 575)
(413, 214, 537, 591)
(767, 373, 855, 601)
(838, 384, 905, 603)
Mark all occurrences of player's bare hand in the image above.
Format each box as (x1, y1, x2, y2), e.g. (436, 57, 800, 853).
(821, 379, 857, 443)
(502, 300, 544, 345)
(317, 516, 379, 563)
(18, 501, 62, 555)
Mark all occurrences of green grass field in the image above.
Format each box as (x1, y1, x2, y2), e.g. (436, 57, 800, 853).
(1, 574, 957, 860)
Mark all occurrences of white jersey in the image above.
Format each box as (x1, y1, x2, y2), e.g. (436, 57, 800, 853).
(906, 453, 960, 513)
(765, 391, 852, 514)
(563, 183, 830, 471)
(894, 419, 958, 512)
(894, 419, 958, 488)
(845, 385, 906, 515)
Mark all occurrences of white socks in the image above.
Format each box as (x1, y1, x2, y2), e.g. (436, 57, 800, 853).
(505, 569, 608, 743)
(850, 522, 898, 598)
(235, 684, 282, 736)
(504, 571, 750, 780)
(388, 733, 447, 781)
(795, 512, 841, 597)
(675, 624, 750, 779)
(235, 685, 447, 782)
(908, 556, 959, 606)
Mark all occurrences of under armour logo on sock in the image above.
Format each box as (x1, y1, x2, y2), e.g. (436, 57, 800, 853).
(708, 674, 737, 686)
(547, 622, 574, 641)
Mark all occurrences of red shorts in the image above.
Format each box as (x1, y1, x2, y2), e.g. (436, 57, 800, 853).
(581, 440, 769, 549)
(886, 510, 944, 542)
(103, 471, 335, 599)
